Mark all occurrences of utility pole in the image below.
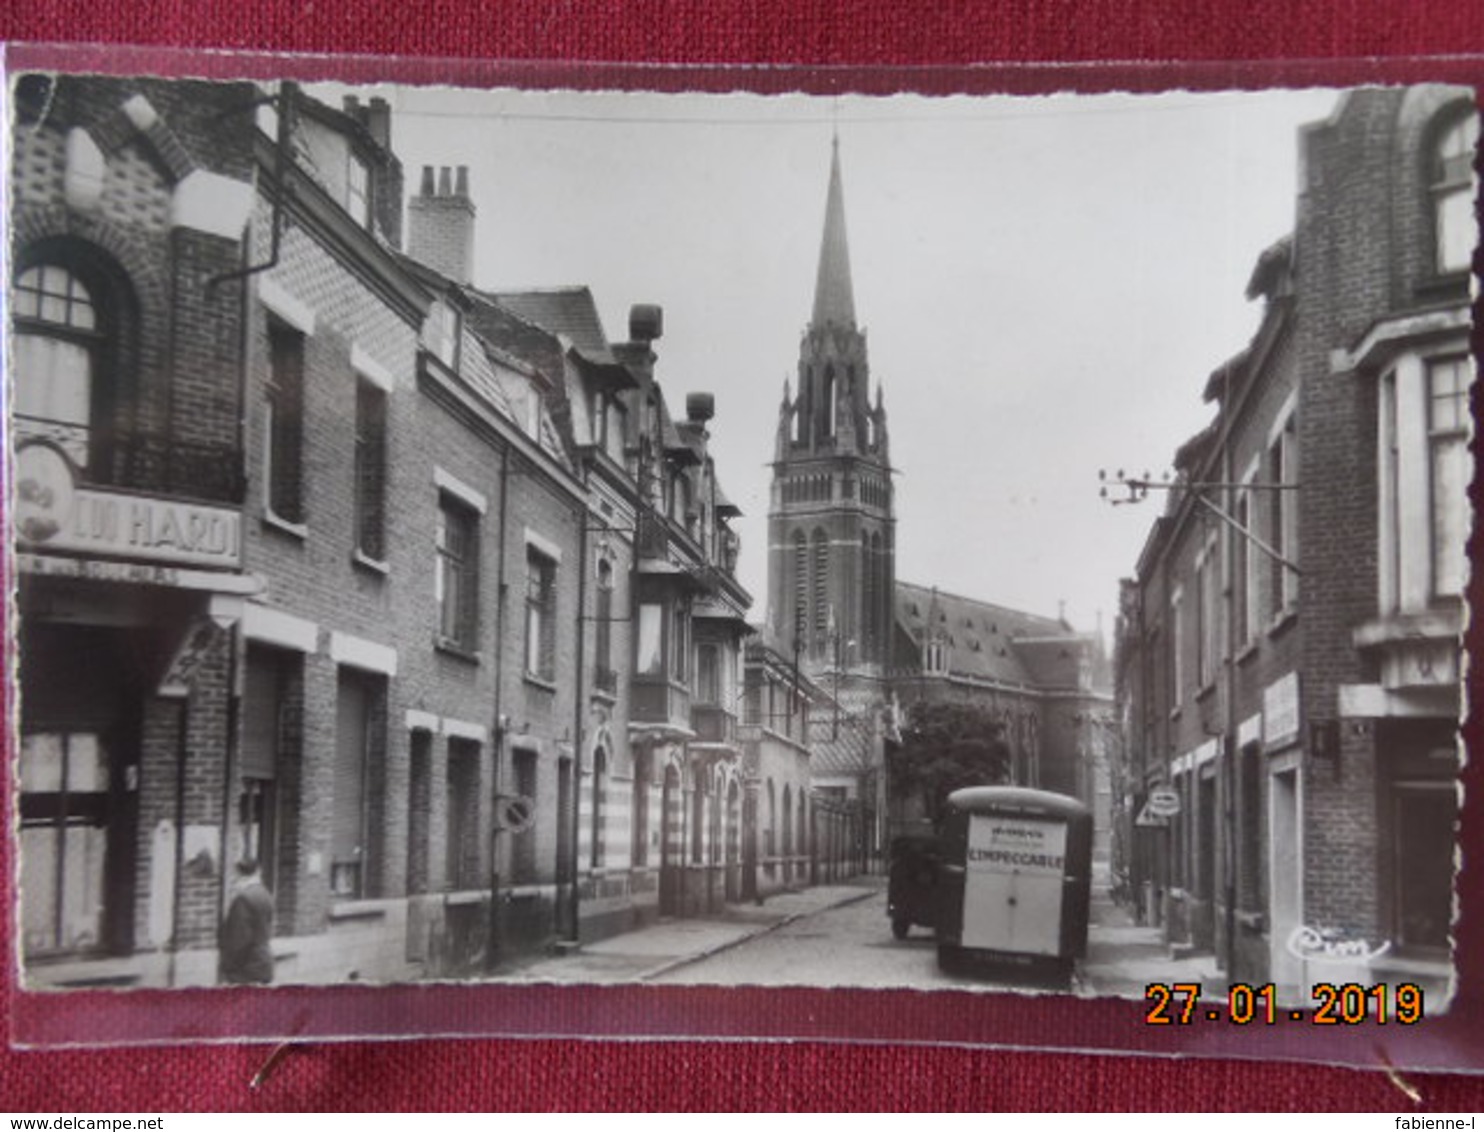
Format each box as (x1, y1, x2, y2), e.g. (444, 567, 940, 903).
(1100, 460, 1301, 980)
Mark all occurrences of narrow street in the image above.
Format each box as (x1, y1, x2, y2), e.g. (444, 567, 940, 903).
(650, 884, 956, 990)
(511, 877, 1220, 996)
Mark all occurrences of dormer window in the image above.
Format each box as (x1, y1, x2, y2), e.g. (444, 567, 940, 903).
(1432, 109, 1478, 276)
(924, 640, 947, 675)
(423, 299, 460, 371)
(347, 153, 371, 229)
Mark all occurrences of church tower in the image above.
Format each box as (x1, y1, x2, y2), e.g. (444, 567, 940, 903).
(768, 138, 895, 675)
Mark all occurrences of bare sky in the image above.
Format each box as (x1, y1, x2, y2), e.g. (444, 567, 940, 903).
(319, 82, 1341, 638)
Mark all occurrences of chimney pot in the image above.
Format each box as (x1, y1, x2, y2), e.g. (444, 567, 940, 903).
(420, 166, 435, 196)
(455, 166, 469, 196)
(438, 166, 452, 195)
(629, 303, 663, 343)
(364, 97, 392, 149)
(686, 393, 715, 423)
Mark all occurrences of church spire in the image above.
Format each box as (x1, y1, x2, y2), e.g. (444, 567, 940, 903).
(811, 135, 856, 329)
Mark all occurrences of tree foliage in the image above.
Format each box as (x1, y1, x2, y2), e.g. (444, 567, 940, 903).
(887, 699, 1012, 821)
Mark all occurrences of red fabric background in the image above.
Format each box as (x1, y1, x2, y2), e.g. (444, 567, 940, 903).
(4, 0, 1484, 1111)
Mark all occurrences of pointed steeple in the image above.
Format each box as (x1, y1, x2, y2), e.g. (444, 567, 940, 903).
(811, 135, 856, 329)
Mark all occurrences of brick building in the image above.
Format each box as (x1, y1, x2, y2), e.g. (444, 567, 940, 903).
(11, 75, 259, 985)
(490, 297, 756, 924)
(1116, 86, 1475, 999)
(767, 140, 1112, 860)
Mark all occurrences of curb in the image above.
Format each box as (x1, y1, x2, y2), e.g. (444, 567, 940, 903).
(636, 886, 882, 982)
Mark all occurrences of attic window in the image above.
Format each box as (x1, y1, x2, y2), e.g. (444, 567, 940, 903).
(909, 603, 919, 617)
(971, 640, 982, 652)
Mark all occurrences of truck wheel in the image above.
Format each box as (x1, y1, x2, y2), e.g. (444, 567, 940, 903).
(891, 917, 911, 940)
(937, 943, 961, 975)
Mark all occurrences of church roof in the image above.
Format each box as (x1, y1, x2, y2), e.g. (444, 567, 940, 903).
(807, 685, 881, 778)
(811, 138, 857, 329)
(895, 581, 1076, 689)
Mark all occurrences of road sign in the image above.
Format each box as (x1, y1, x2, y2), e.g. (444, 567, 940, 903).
(1146, 787, 1181, 818)
(495, 794, 536, 833)
(1134, 802, 1170, 828)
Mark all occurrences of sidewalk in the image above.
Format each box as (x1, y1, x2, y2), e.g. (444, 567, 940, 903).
(499, 878, 886, 984)
(1080, 893, 1223, 997)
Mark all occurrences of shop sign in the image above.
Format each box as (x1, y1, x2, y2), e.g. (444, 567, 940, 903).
(17, 552, 182, 588)
(15, 442, 240, 569)
(1146, 786, 1181, 818)
(1264, 672, 1300, 750)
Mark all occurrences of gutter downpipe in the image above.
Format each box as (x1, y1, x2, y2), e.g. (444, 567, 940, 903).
(487, 443, 511, 970)
(568, 486, 589, 945)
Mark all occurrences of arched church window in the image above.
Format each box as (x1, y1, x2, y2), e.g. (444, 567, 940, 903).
(821, 366, 836, 440)
(793, 531, 809, 644)
(812, 529, 830, 642)
(1431, 107, 1478, 275)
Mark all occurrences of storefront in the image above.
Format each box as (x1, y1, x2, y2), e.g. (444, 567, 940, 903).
(15, 441, 254, 985)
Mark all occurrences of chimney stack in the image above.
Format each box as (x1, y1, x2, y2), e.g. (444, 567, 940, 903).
(408, 162, 477, 285)
(364, 97, 391, 149)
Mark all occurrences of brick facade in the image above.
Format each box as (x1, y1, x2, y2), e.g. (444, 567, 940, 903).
(1117, 86, 1473, 999)
(12, 75, 257, 985)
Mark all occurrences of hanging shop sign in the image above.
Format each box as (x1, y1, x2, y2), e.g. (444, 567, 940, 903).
(1145, 786, 1181, 818)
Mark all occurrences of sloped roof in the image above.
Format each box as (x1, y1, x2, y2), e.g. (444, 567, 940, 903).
(486, 286, 616, 363)
(807, 685, 881, 778)
(894, 581, 1070, 688)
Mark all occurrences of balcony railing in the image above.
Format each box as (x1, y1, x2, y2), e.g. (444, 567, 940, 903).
(636, 509, 668, 560)
(690, 704, 736, 745)
(631, 680, 690, 729)
(14, 423, 246, 505)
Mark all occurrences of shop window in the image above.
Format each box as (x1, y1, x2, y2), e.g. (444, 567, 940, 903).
(436, 496, 480, 652)
(1431, 109, 1479, 276)
(18, 731, 110, 957)
(354, 378, 388, 562)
